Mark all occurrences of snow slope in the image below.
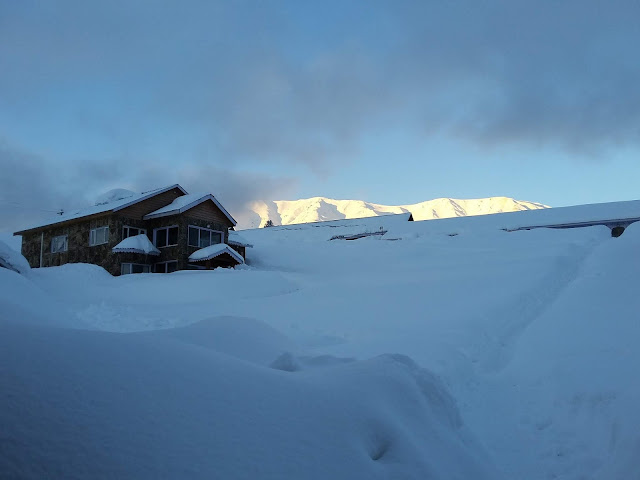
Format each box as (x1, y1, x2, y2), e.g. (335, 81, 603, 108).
(0, 271, 497, 479)
(247, 195, 548, 227)
(0, 240, 30, 274)
(2, 210, 640, 479)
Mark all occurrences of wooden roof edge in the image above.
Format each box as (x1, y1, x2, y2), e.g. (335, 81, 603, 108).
(13, 184, 188, 236)
(13, 211, 112, 236)
(143, 194, 237, 226)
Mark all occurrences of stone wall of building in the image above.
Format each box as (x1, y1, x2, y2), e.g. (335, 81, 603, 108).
(144, 215, 230, 271)
(21, 215, 119, 274)
(20, 212, 232, 276)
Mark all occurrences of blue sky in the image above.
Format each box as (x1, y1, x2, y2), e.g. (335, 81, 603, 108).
(1, 0, 639, 229)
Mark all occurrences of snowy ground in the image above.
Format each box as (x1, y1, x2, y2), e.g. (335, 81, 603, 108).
(1, 217, 639, 479)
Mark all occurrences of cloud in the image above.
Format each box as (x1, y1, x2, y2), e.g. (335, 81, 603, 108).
(131, 164, 298, 229)
(0, 142, 84, 232)
(0, 140, 296, 232)
(387, 1, 640, 154)
(1, 0, 639, 179)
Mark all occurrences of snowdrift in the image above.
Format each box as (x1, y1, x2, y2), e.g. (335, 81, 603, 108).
(0, 315, 497, 479)
(2, 212, 640, 479)
(0, 252, 498, 479)
(0, 240, 30, 274)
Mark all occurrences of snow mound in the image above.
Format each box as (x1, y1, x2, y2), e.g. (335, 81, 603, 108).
(620, 220, 640, 237)
(94, 188, 136, 206)
(144, 316, 297, 365)
(0, 240, 30, 274)
(0, 316, 500, 479)
(271, 352, 355, 372)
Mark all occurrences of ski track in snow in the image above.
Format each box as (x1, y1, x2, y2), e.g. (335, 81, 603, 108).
(477, 231, 606, 373)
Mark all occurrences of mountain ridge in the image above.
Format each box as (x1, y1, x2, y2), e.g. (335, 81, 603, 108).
(245, 196, 549, 229)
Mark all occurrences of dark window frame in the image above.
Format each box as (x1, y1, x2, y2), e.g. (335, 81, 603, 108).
(123, 225, 147, 240)
(51, 235, 68, 253)
(89, 226, 109, 246)
(188, 225, 223, 248)
(153, 225, 179, 248)
(121, 263, 151, 275)
(155, 260, 178, 273)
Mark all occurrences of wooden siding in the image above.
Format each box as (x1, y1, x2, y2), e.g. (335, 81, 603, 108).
(117, 187, 185, 220)
(185, 201, 234, 227)
(15, 211, 111, 235)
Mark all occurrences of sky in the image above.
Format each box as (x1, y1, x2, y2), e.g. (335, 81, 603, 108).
(1, 0, 639, 231)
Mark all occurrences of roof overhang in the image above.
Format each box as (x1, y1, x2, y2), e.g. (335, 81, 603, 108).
(112, 234, 161, 256)
(143, 194, 237, 226)
(188, 243, 244, 264)
(112, 184, 188, 213)
(13, 184, 189, 236)
(227, 239, 254, 248)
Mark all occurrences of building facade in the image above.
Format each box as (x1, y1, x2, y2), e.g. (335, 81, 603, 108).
(14, 185, 245, 275)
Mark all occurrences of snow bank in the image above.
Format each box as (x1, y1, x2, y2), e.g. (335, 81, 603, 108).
(0, 240, 30, 274)
(3, 201, 639, 478)
(0, 232, 22, 252)
(472, 218, 640, 478)
(144, 315, 297, 365)
(0, 314, 499, 479)
(24, 264, 298, 332)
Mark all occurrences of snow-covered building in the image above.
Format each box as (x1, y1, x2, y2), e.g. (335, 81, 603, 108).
(13, 185, 244, 275)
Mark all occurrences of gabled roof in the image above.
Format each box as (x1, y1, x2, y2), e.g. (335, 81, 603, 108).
(143, 193, 237, 226)
(188, 243, 244, 264)
(112, 234, 161, 256)
(14, 184, 188, 235)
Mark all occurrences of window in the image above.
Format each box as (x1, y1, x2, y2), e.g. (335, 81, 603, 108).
(123, 226, 147, 239)
(154, 226, 178, 248)
(51, 235, 68, 253)
(121, 263, 151, 275)
(188, 225, 223, 248)
(90, 226, 109, 246)
(155, 261, 178, 273)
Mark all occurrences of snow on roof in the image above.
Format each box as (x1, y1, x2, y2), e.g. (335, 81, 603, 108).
(228, 231, 253, 248)
(0, 240, 30, 274)
(144, 193, 237, 226)
(188, 243, 244, 264)
(112, 234, 160, 256)
(94, 188, 137, 206)
(14, 184, 188, 234)
(502, 198, 640, 230)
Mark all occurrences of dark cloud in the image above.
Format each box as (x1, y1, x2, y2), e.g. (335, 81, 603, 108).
(0, 140, 296, 232)
(0, 143, 85, 232)
(1, 0, 639, 180)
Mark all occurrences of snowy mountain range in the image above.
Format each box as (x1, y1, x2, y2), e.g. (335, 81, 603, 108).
(246, 196, 549, 228)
